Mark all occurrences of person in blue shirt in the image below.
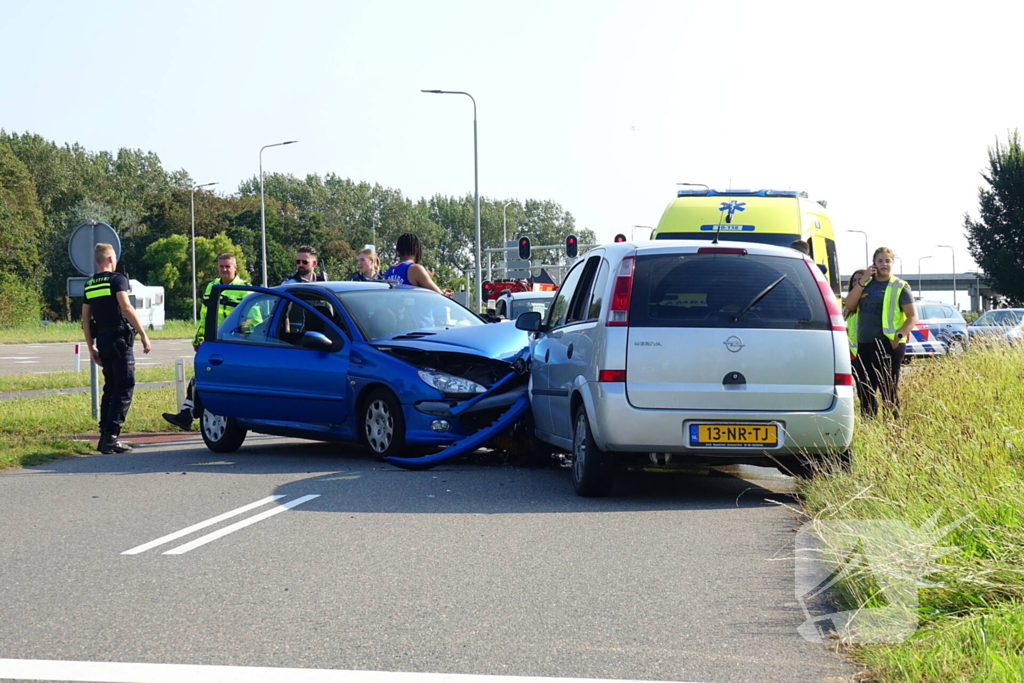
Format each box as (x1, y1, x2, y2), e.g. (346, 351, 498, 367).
(384, 233, 443, 294)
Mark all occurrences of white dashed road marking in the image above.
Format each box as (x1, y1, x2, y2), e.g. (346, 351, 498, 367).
(0, 659, 706, 683)
(122, 495, 319, 556)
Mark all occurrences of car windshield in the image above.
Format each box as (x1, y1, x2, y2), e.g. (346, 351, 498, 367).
(510, 299, 553, 319)
(975, 310, 1023, 326)
(338, 288, 483, 340)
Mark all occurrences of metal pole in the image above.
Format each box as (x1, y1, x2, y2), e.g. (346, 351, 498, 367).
(938, 245, 956, 309)
(190, 182, 218, 325)
(90, 359, 99, 421)
(502, 201, 514, 248)
(846, 230, 869, 266)
(259, 141, 298, 287)
(918, 255, 932, 295)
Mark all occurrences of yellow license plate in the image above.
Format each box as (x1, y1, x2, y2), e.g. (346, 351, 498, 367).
(690, 424, 778, 447)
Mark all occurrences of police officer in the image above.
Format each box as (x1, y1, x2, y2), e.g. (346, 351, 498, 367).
(281, 245, 329, 284)
(82, 243, 152, 453)
(162, 253, 248, 430)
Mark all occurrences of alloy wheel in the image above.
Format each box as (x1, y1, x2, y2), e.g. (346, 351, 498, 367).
(365, 399, 394, 453)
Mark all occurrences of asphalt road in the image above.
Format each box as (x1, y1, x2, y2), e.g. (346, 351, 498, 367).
(0, 339, 193, 376)
(0, 437, 855, 683)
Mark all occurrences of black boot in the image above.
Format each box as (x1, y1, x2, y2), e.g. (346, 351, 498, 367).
(162, 408, 193, 431)
(98, 433, 132, 454)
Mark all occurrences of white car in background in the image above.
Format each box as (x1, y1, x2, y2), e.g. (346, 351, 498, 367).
(494, 291, 555, 321)
(516, 240, 855, 496)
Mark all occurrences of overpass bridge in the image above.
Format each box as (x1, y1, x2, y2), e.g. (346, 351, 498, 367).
(840, 272, 998, 312)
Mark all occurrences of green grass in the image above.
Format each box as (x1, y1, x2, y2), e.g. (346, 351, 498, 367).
(0, 319, 196, 344)
(0, 386, 183, 471)
(801, 343, 1024, 682)
(0, 365, 193, 393)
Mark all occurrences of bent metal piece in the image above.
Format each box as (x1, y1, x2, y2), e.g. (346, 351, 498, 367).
(385, 394, 530, 471)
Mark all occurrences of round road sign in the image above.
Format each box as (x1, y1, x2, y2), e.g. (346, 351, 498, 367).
(68, 221, 121, 276)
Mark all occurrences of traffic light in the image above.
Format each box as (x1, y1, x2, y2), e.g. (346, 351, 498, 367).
(614, 233, 627, 243)
(518, 236, 531, 260)
(565, 234, 578, 258)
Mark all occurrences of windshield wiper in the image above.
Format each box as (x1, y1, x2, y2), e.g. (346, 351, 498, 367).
(731, 275, 786, 322)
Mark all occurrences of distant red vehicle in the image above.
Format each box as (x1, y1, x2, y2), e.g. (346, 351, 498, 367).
(482, 278, 531, 300)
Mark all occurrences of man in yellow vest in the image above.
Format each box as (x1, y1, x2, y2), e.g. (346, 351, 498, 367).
(843, 248, 919, 417)
(162, 253, 249, 430)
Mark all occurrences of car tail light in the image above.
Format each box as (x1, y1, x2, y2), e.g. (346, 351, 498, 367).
(697, 247, 748, 255)
(915, 323, 930, 341)
(606, 255, 635, 327)
(803, 259, 845, 332)
(835, 373, 854, 386)
(598, 370, 626, 382)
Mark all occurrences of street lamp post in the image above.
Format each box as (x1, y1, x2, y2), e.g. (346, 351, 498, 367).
(191, 181, 219, 324)
(422, 89, 481, 312)
(631, 225, 653, 240)
(918, 255, 933, 296)
(894, 256, 903, 278)
(937, 244, 956, 309)
(502, 201, 514, 247)
(259, 140, 298, 287)
(846, 230, 869, 266)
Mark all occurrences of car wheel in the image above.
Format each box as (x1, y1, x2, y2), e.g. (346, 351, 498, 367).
(201, 410, 247, 453)
(571, 405, 614, 497)
(361, 388, 407, 460)
(947, 337, 966, 355)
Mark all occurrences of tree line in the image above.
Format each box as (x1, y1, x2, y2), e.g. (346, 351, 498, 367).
(0, 130, 594, 324)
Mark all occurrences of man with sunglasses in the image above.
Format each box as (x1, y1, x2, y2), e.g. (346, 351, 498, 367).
(281, 245, 330, 284)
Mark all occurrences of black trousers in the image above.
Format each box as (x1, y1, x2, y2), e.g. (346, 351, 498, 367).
(853, 338, 905, 417)
(98, 342, 136, 436)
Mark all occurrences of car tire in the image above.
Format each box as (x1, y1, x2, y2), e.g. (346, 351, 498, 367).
(571, 405, 614, 497)
(361, 388, 407, 460)
(201, 410, 247, 453)
(947, 337, 966, 355)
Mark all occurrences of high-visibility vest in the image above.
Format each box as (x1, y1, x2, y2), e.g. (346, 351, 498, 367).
(880, 276, 910, 341)
(846, 310, 859, 357)
(193, 277, 249, 346)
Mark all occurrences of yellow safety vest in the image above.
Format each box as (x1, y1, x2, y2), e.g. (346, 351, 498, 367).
(846, 310, 859, 357)
(193, 277, 249, 346)
(880, 276, 909, 341)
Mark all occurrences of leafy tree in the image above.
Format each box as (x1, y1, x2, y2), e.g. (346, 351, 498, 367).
(0, 142, 44, 277)
(965, 130, 1024, 304)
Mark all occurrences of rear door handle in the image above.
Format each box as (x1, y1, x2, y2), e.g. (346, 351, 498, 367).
(207, 355, 224, 366)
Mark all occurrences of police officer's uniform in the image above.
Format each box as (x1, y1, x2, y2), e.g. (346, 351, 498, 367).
(84, 271, 137, 453)
(163, 276, 249, 430)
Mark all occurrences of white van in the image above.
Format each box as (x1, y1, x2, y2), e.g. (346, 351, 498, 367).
(128, 280, 166, 331)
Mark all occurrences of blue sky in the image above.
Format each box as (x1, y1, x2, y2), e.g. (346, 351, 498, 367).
(3, 0, 1021, 305)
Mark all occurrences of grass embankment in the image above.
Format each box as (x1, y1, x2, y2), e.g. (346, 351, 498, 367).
(802, 344, 1024, 682)
(1, 387, 182, 471)
(0, 319, 195, 344)
(0, 364, 193, 393)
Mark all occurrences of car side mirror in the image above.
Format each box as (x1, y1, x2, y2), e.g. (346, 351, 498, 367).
(515, 311, 543, 332)
(301, 331, 335, 352)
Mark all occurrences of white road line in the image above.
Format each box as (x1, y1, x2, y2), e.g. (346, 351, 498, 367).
(121, 496, 285, 555)
(0, 356, 40, 360)
(0, 658, 701, 683)
(163, 495, 320, 555)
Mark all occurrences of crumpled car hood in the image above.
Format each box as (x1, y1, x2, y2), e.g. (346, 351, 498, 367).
(370, 321, 528, 362)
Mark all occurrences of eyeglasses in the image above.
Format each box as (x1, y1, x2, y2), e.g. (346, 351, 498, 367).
(295, 259, 310, 265)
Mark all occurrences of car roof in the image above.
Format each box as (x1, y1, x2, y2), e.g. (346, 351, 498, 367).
(500, 291, 555, 300)
(277, 281, 398, 294)
(588, 239, 810, 260)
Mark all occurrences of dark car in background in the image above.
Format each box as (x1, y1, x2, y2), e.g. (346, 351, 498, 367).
(968, 308, 1024, 345)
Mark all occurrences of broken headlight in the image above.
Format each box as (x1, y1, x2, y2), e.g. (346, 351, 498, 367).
(417, 369, 486, 396)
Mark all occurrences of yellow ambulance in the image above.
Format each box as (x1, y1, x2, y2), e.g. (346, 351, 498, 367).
(653, 188, 841, 295)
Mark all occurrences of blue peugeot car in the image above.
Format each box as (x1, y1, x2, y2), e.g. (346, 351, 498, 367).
(193, 282, 529, 459)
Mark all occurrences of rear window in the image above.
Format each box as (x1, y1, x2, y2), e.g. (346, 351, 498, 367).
(655, 231, 798, 248)
(629, 253, 828, 330)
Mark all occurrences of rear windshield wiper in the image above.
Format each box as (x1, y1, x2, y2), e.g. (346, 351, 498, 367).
(731, 275, 786, 323)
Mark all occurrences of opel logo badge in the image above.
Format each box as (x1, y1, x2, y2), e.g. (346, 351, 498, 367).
(724, 335, 745, 353)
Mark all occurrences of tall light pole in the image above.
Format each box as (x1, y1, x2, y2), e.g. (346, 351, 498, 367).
(894, 256, 903, 278)
(422, 89, 481, 312)
(631, 225, 653, 240)
(191, 181, 219, 324)
(846, 230, 869, 266)
(259, 140, 298, 286)
(918, 255, 933, 296)
(937, 244, 957, 309)
(502, 201, 514, 246)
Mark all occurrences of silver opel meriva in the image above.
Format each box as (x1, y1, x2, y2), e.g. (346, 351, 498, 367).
(516, 240, 855, 496)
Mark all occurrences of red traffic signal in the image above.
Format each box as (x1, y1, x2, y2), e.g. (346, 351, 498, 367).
(518, 236, 531, 260)
(614, 233, 627, 243)
(565, 234, 578, 258)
